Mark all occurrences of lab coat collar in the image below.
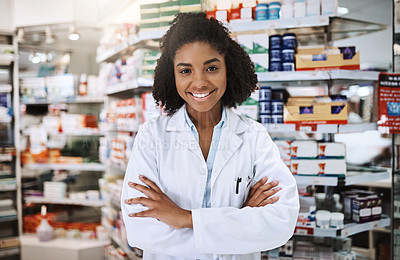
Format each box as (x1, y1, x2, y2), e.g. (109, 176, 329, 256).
(166, 104, 248, 134)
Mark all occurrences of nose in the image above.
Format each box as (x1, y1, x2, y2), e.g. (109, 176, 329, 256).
(192, 71, 207, 88)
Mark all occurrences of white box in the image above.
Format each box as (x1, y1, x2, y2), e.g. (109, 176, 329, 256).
(317, 159, 346, 175)
(252, 34, 269, 54)
(318, 142, 346, 158)
(249, 53, 269, 72)
(237, 34, 254, 54)
(291, 140, 318, 158)
(290, 159, 319, 175)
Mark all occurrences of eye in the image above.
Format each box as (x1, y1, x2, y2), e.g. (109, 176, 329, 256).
(179, 68, 191, 74)
(206, 66, 218, 72)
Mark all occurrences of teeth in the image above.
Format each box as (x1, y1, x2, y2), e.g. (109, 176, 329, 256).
(192, 92, 211, 98)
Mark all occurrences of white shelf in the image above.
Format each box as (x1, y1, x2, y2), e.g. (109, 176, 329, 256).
(296, 216, 390, 238)
(257, 70, 380, 82)
(106, 79, 153, 95)
(23, 130, 104, 137)
(264, 123, 377, 133)
(111, 233, 141, 260)
(345, 170, 390, 186)
(23, 163, 105, 172)
(97, 29, 165, 63)
(0, 247, 19, 257)
(25, 196, 105, 207)
(338, 123, 377, 133)
(21, 96, 104, 105)
(229, 16, 330, 32)
(20, 235, 109, 250)
(0, 209, 17, 222)
(294, 168, 390, 186)
(328, 70, 380, 81)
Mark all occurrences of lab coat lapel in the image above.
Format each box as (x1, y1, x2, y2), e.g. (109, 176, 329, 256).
(166, 105, 204, 161)
(211, 109, 248, 187)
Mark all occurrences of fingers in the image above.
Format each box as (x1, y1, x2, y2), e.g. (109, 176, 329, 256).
(248, 177, 268, 198)
(139, 175, 163, 193)
(258, 196, 280, 207)
(253, 180, 279, 201)
(128, 209, 155, 218)
(128, 181, 157, 199)
(124, 197, 151, 206)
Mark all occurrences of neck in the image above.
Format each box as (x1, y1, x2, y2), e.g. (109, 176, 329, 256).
(187, 103, 222, 130)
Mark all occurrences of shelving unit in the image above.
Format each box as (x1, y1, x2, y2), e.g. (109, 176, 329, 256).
(93, 9, 391, 260)
(22, 163, 105, 172)
(25, 197, 105, 207)
(296, 216, 390, 238)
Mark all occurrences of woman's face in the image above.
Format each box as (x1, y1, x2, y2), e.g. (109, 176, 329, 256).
(173, 42, 227, 113)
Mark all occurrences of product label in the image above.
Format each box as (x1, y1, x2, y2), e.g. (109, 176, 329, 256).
(359, 208, 371, 217)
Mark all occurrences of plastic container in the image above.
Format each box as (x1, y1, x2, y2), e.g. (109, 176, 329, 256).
(256, 3, 269, 20)
(259, 86, 272, 101)
(330, 212, 344, 229)
(37, 205, 54, 242)
(282, 49, 295, 62)
(269, 34, 282, 49)
(294, 0, 306, 18)
(270, 49, 282, 62)
(260, 113, 272, 124)
(271, 114, 283, 124)
(269, 61, 282, 71)
(316, 210, 331, 229)
(259, 101, 272, 114)
(282, 62, 295, 71)
(271, 99, 284, 114)
(282, 33, 297, 49)
(268, 2, 281, 20)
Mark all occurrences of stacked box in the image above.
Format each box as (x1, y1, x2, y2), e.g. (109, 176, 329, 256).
(233, 90, 259, 121)
(160, 1, 180, 29)
(142, 50, 161, 78)
(140, 3, 160, 31)
(180, 0, 202, 13)
(274, 140, 291, 167)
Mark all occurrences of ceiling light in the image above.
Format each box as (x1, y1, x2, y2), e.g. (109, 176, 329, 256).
(45, 26, 56, 44)
(69, 25, 80, 41)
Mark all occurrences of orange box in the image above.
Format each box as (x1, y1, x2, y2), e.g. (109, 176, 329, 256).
(295, 47, 360, 71)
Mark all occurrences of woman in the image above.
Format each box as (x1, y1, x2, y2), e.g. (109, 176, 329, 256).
(121, 12, 299, 260)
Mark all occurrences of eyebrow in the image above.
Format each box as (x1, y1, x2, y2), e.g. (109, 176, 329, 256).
(176, 58, 221, 67)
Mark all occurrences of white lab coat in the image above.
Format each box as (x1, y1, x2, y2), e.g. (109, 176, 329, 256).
(121, 105, 299, 260)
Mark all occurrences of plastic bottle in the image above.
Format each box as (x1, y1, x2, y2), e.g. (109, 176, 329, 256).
(37, 205, 54, 242)
(79, 73, 87, 96)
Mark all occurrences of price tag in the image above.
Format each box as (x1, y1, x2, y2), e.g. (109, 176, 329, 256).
(372, 221, 379, 228)
(341, 228, 349, 237)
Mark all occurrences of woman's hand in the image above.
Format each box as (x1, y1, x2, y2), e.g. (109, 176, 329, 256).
(124, 175, 193, 229)
(243, 177, 281, 208)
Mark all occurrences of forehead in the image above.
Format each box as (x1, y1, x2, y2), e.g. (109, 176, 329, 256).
(174, 42, 224, 62)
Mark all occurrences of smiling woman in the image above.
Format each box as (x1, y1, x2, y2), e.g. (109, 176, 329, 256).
(121, 12, 299, 260)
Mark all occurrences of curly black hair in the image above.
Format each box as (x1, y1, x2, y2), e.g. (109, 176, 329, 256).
(153, 12, 258, 115)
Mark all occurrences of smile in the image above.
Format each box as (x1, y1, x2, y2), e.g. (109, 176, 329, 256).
(189, 90, 215, 99)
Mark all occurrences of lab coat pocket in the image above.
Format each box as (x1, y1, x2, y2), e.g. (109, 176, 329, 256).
(232, 175, 253, 208)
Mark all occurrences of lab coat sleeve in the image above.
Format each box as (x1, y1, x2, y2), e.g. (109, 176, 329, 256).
(120, 122, 205, 259)
(191, 126, 300, 254)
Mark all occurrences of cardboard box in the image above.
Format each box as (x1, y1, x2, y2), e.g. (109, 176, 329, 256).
(295, 47, 360, 71)
(284, 96, 348, 125)
(249, 53, 269, 72)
